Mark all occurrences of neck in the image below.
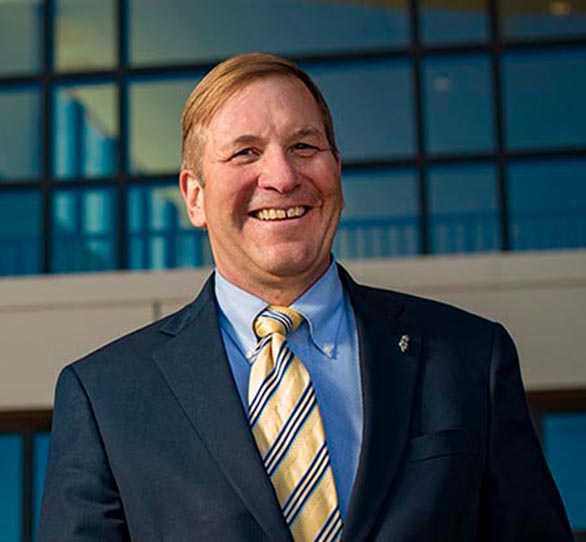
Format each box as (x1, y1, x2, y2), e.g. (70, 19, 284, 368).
(217, 265, 331, 306)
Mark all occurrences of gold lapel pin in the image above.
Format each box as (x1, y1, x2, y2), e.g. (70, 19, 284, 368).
(398, 334, 410, 353)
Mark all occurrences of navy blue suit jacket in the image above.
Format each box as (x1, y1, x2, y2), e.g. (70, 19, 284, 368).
(39, 267, 573, 541)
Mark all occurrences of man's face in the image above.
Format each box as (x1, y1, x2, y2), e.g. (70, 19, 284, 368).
(181, 75, 343, 298)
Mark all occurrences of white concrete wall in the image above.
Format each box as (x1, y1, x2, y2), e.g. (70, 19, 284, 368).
(1, 249, 585, 410)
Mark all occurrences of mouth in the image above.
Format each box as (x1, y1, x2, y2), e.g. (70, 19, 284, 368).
(252, 206, 308, 221)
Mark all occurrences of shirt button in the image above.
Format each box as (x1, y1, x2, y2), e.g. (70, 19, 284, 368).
(323, 344, 333, 356)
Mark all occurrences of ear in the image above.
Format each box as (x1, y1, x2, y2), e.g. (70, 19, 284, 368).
(179, 169, 207, 228)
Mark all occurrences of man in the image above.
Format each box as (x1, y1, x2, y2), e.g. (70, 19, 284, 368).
(39, 53, 573, 541)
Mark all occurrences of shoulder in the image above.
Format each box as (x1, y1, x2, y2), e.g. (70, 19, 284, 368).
(339, 266, 500, 349)
(65, 275, 217, 383)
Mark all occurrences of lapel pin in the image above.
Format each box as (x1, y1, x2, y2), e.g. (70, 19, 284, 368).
(398, 334, 410, 353)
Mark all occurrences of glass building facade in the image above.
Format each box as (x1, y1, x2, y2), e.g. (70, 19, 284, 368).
(1, 1, 586, 539)
(0, 0, 585, 277)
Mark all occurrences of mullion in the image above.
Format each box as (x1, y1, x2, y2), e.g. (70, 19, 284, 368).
(42, 0, 55, 274)
(410, 0, 429, 255)
(487, 0, 510, 251)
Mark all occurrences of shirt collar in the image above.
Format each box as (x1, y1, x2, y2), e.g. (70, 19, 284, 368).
(214, 261, 345, 362)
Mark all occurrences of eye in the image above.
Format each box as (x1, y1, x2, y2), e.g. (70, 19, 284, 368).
(291, 142, 320, 157)
(230, 147, 259, 162)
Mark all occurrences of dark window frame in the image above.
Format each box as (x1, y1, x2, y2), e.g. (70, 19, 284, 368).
(0, 1, 586, 275)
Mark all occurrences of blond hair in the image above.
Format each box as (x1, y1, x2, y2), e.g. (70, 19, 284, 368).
(180, 52, 338, 179)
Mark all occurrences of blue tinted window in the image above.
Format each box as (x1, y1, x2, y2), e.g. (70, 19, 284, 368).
(0, 434, 22, 542)
(428, 163, 500, 254)
(129, 0, 409, 66)
(502, 0, 586, 40)
(0, 87, 41, 180)
(128, 77, 201, 175)
(127, 183, 212, 270)
(33, 433, 50, 542)
(423, 55, 494, 154)
(504, 48, 586, 150)
(308, 60, 415, 161)
(543, 413, 586, 529)
(421, 0, 488, 44)
(508, 158, 586, 251)
(51, 187, 117, 272)
(0, 190, 42, 277)
(55, 0, 116, 72)
(54, 83, 118, 179)
(0, 0, 42, 75)
(337, 168, 420, 259)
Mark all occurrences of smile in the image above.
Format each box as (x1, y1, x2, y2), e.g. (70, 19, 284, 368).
(254, 206, 307, 221)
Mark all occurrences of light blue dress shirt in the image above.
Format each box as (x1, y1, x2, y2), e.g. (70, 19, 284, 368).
(214, 262, 363, 519)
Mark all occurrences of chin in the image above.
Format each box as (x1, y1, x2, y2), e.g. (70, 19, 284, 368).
(257, 248, 329, 281)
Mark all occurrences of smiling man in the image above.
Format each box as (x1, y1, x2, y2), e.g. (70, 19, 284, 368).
(40, 53, 572, 542)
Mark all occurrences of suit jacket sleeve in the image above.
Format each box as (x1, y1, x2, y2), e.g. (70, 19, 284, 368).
(38, 366, 130, 542)
(478, 323, 573, 541)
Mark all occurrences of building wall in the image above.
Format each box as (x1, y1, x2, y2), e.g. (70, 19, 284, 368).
(2, 249, 585, 410)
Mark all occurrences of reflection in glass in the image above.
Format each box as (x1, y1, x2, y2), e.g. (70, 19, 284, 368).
(503, 49, 586, 150)
(0, 0, 42, 75)
(423, 55, 494, 154)
(33, 433, 51, 542)
(127, 183, 212, 270)
(543, 413, 586, 529)
(0, 434, 22, 541)
(0, 88, 42, 180)
(51, 188, 117, 272)
(336, 168, 420, 259)
(54, 0, 116, 71)
(54, 83, 118, 179)
(428, 163, 500, 254)
(129, 0, 408, 66)
(129, 77, 201, 174)
(421, 0, 488, 44)
(502, 0, 586, 39)
(0, 190, 42, 276)
(508, 158, 586, 250)
(308, 60, 415, 161)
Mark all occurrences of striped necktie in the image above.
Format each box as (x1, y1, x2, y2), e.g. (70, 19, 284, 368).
(248, 306, 343, 542)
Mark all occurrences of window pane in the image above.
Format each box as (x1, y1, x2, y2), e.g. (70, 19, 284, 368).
(543, 413, 586, 529)
(51, 187, 118, 272)
(0, 190, 42, 276)
(53, 83, 118, 179)
(128, 77, 200, 175)
(0, 0, 42, 75)
(508, 158, 586, 251)
(423, 54, 495, 154)
(0, 87, 42, 180)
(33, 433, 50, 542)
(54, 0, 116, 71)
(308, 60, 415, 162)
(502, 0, 586, 40)
(421, 0, 488, 44)
(127, 182, 213, 270)
(129, 0, 409, 66)
(0, 434, 22, 542)
(428, 163, 500, 254)
(503, 48, 586, 150)
(337, 168, 420, 259)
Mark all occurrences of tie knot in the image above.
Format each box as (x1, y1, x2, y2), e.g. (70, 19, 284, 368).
(253, 306, 303, 339)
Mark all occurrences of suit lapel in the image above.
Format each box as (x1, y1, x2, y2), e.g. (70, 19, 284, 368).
(339, 268, 422, 542)
(153, 277, 293, 542)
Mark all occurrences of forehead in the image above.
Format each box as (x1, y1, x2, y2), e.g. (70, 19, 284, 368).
(205, 75, 326, 139)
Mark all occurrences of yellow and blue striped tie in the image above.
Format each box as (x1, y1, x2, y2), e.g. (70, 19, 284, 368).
(249, 306, 343, 542)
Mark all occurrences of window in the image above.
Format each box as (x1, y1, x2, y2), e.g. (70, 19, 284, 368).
(0, 0, 584, 275)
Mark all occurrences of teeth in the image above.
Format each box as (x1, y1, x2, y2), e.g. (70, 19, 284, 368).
(256, 206, 305, 221)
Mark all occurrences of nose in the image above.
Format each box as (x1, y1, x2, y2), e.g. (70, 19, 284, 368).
(257, 147, 301, 193)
